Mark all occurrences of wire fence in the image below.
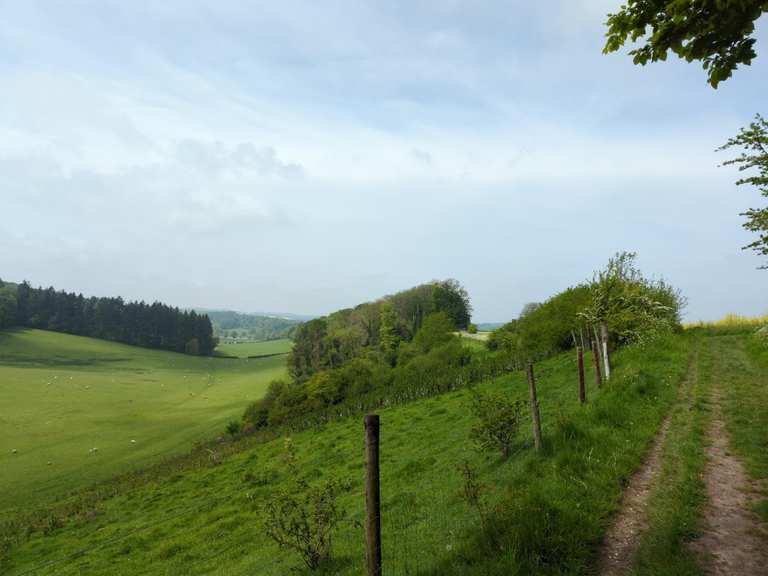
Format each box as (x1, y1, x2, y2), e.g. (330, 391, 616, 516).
(3, 353, 578, 576)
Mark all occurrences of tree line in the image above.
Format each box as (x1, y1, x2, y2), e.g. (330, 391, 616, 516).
(487, 252, 684, 359)
(288, 279, 471, 382)
(0, 279, 216, 355)
(235, 279, 476, 432)
(233, 258, 684, 437)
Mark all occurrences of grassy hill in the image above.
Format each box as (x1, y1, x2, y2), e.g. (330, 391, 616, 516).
(2, 332, 694, 575)
(204, 310, 301, 341)
(0, 329, 286, 515)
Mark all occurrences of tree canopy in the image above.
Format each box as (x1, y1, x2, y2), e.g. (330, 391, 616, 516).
(0, 281, 216, 355)
(287, 279, 472, 382)
(488, 252, 684, 358)
(604, 0, 768, 87)
(718, 114, 768, 267)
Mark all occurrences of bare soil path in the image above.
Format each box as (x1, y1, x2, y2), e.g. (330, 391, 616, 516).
(689, 385, 768, 575)
(596, 416, 672, 575)
(596, 353, 697, 575)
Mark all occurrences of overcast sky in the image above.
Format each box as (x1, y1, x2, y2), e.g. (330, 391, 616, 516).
(1, 1, 766, 322)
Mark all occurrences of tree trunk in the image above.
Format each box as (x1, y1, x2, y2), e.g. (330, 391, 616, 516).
(600, 322, 611, 380)
(591, 340, 603, 388)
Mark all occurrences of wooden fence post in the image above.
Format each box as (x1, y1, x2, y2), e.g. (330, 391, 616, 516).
(591, 340, 603, 388)
(526, 363, 543, 451)
(600, 322, 611, 380)
(577, 346, 586, 404)
(364, 414, 382, 576)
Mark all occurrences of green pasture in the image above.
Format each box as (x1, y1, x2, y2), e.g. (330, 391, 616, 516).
(0, 329, 286, 514)
(215, 339, 293, 358)
(3, 333, 693, 575)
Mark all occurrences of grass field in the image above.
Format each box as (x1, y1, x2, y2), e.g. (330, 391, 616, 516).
(628, 329, 768, 574)
(0, 329, 287, 515)
(2, 333, 693, 575)
(215, 339, 293, 358)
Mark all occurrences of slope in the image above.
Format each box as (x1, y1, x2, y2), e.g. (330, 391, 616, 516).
(0, 329, 286, 514)
(3, 333, 692, 575)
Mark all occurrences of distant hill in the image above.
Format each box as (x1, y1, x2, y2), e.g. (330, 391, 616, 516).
(201, 310, 303, 341)
(250, 311, 316, 322)
(476, 322, 504, 331)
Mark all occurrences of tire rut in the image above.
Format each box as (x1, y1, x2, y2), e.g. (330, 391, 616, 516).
(596, 350, 698, 576)
(688, 383, 768, 575)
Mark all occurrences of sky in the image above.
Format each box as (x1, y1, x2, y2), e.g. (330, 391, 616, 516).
(1, 1, 766, 322)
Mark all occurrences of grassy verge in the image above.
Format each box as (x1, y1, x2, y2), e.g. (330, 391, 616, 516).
(630, 337, 709, 575)
(426, 335, 693, 575)
(720, 333, 768, 522)
(3, 334, 692, 575)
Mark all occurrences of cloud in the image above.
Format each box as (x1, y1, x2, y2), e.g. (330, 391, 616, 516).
(231, 144, 304, 178)
(410, 147, 432, 165)
(174, 140, 304, 178)
(0, 1, 766, 320)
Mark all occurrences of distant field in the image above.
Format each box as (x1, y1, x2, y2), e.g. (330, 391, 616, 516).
(456, 332, 489, 351)
(0, 329, 287, 515)
(215, 339, 293, 358)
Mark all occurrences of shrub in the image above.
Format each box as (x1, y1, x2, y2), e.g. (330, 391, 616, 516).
(487, 287, 591, 359)
(469, 390, 524, 458)
(268, 383, 311, 427)
(467, 323, 478, 334)
(243, 379, 288, 429)
(458, 460, 490, 530)
(579, 252, 685, 346)
(243, 400, 270, 429)
(306, 370, 347, 407)
(225, 420, 241, 436)
(262, 443, 346, 570)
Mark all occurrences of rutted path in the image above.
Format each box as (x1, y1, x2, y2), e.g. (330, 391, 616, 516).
(596, 351, 698, 575)
(688, 381, 768, 575)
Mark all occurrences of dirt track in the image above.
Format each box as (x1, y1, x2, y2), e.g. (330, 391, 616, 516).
(688, 385, 768, 575)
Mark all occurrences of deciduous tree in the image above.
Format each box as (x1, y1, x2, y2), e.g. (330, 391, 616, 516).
(604, 0, 768, 88)
(718, 114, 768, 268)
